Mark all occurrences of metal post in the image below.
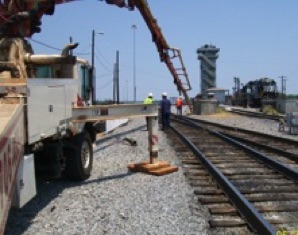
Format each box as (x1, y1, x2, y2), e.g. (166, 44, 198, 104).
(279, 75, 287, 99)
(113, 63, 116, 103)
(132, 24, 137, 102)
(148, 116, 159, 164)
(91, 30, 95, 104)
(91, 30, 104, 103)
(126, 80, 128, 101)
(116, 50, 120, 104)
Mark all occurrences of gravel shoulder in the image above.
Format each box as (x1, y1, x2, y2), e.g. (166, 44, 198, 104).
(5, 118, 208, 235)
(190, 112, 298, 141)
(6, 113, 294, 235)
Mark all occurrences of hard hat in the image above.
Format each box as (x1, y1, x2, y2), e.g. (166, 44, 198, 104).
(162, 92, 167, 97)
(148, 92, 153, 97)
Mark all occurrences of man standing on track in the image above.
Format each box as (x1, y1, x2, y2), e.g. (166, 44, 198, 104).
(160, 92, 171, 131)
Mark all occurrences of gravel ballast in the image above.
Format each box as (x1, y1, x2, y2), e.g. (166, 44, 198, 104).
(5, 118, 208, 235)
(190, 112, 298, 141)
(5, 112, 297, 235)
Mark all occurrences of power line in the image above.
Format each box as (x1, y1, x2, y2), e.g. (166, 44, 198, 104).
(95, 46, 113, 65)
(29, 38, 61, 52)
(97, 73, 113, 79)
(119, 62, 170, 80)
(75, 52, 91, 56)
(95, 54, 112, 72)
(98, 79, 113, 90)
(30, 38, 90, 56)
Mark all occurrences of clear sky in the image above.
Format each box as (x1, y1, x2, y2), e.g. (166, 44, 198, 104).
(30, 0, 298, 101)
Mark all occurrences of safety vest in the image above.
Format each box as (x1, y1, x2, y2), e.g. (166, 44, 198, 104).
(176, 99, 182, 108)
(144, 97, 153, 104)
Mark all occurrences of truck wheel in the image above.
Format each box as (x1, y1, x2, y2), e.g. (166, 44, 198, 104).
(63, 131, 93, 180)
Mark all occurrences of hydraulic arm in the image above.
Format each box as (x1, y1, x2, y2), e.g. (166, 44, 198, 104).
(128, 0, 192, 109)
(0, 0, 192, 110)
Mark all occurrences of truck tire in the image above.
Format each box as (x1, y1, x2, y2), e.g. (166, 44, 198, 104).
(63, 131, 93, 180)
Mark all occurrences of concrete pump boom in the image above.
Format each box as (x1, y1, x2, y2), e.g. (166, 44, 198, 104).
(128, 0, 192, 109)
(0, 0, 192, 110)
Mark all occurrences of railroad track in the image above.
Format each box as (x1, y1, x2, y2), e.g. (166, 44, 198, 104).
(182, 115, 298, 170)
(167, 116, 298, 235)
(225, 107, 286, 121)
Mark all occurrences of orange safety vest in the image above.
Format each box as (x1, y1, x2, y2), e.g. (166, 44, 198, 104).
(176, 99, 182, 108)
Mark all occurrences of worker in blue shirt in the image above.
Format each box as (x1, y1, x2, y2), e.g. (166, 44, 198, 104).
(160, 92, 171, 130)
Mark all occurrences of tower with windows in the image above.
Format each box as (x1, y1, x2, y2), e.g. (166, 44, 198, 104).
(197, 44, 220, 94)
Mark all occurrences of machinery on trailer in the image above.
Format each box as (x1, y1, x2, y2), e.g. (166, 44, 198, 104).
(0, 0, 190, 233)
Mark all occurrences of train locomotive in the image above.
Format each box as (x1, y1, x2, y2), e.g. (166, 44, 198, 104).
(237, 77, 280, 108)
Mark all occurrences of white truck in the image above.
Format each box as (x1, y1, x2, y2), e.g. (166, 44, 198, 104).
(0, 38, 159, 234)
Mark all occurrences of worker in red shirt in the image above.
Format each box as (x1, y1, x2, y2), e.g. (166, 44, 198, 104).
(176, 96, 183, 116)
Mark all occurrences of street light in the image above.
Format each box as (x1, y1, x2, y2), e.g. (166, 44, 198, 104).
(131, 24, 137, 102)
(91, 29, 104, 104)
(125, 80, 128, 101)
(279, 75, 287, 98)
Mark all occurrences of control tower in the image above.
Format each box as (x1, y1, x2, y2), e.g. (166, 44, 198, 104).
(197, 44, 220, 94)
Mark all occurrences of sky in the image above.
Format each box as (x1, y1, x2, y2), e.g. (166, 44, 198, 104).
(30, 0, 298, 101)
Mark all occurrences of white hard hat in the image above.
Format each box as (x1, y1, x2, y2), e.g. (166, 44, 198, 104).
(148, 92, 153, 97)
(162, 92, 167, 97)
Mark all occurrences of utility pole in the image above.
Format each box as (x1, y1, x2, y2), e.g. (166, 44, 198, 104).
(113, 51, 120, 104)
(279, 75, 287, 98)
(91, 30, 95, 104)
(126, 80, 128, 101)
(132, 24, 137, 102)
(116, 50, 120, 104)
(91, 30, 104, 103)
(113, 63, 116, 103)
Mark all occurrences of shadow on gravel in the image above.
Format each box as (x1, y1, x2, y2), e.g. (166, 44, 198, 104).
(96, 124, 145, 144)
(5, 177, 78, 235)
(5, 168, 136, 235)
(94, 124, 145, 153)
(83, 171, 136, 185)
(4, 123, 145, 235)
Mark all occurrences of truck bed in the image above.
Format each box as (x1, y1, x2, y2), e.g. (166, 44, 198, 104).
(0, 102, 25, 235)
(0, 103, 21, 135)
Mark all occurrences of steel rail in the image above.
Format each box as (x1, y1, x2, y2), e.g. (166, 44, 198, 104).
(175, 116, 298, 181)
(180, 115, 298, 145)
(222, 132, 298, 162)
(214, 131, 298, 181)
(170, 124, 276, 235)
(227, 108, 286, 121)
